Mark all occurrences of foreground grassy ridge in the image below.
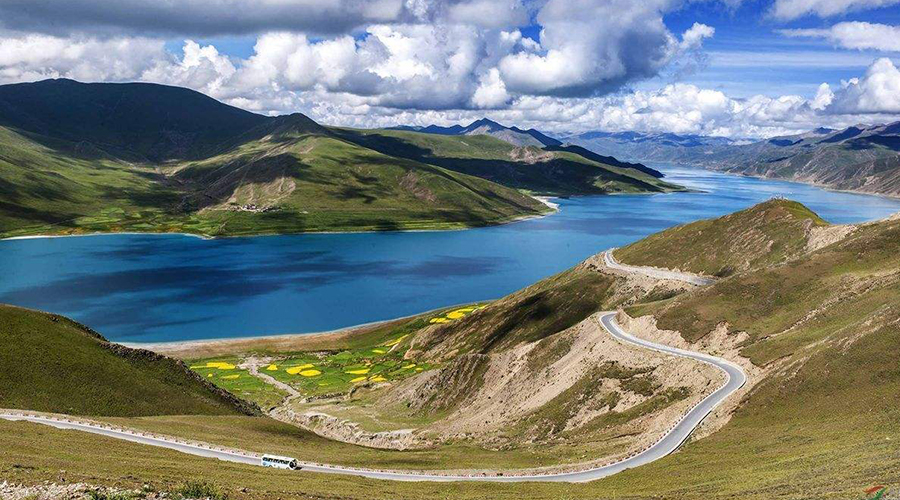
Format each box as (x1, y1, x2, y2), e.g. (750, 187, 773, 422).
(5, 398, 896, 500)
(0, 305, 255, 416)
(615, 199, 827, 276)
(334, 127, 685, 196)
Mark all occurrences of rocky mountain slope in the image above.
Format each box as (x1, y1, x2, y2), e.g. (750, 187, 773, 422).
(281, 200, 825, 453)
(392, 118, 562, 147)
(568, 123, 900, 197)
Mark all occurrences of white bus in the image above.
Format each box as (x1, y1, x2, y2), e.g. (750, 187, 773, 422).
(261, 454, 300, 470)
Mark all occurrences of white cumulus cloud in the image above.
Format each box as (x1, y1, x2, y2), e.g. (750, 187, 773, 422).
(770, 0, 900, 20)
(780, 22, 900, 52)
(827, 57, 900, 113)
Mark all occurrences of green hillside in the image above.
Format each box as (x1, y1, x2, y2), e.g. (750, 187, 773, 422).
(0, 125, 182, 236)
(167, 115, 549, 235)
(615, 198, 827, 276)
(334, 127, 684, 195)
(0, 304, 258, 417)
(0, 122, 548, 238)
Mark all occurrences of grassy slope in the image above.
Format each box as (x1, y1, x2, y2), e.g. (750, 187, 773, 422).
(409, 267, 619, 358)
(168, 119, 549, 235)
(0, 126, 183, 236)
(0, 304, 256, 417)
(646, 210, 898, 364)
(615, 199, 826, 276)
(333, 127, 685, 195)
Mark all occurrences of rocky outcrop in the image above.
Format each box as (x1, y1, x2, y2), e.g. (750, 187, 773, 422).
(276, 409, 430, 450)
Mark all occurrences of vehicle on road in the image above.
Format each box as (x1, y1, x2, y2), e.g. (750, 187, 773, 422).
(262, 454, 300, 470)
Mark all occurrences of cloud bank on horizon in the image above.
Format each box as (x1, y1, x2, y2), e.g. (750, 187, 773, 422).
(1, 0, 899, 138)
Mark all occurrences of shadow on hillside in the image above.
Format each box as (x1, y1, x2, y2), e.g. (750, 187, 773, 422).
(333, 129, 659, 196)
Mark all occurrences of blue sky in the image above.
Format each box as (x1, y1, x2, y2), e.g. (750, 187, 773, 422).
(2, 0, 900, 137)
(168, 0, 900, 99)
(661, 1, 900, 97)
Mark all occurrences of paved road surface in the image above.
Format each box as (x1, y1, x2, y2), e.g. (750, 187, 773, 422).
(604, 250, 716, 285)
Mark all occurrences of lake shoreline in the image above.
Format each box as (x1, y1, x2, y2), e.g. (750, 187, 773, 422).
(1, 197, 560, 242)
(7, 167, 900, 345)
(129, 300, 487, 358)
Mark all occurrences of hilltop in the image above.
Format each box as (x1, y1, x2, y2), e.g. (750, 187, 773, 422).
(0, 80, 684, 238)
(615, 199, 827, 276)
(0, 78, 269, 162)
(391, 118, 562, 148)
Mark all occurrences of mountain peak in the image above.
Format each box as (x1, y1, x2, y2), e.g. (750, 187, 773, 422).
(0, 78, 271, 161)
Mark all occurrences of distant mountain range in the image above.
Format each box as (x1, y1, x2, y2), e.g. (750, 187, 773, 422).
(0, 79, 682, 238)
(566, 124, 900, 198)
(563, 131, 738, 164)
(390, 118, 562, 148)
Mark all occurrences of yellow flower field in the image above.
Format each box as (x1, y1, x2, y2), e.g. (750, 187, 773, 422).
(285, 364, 314, 375)
(221, 374, 240, 380)
(350, 376, 367, 383)
(345, 368, 370, 375)
(299, 369, 321, 377)
(382, 334, 409, 347)
(266, 364, 278, 371)
(429, 304, 486, 324)
(191, 361, 236, 370)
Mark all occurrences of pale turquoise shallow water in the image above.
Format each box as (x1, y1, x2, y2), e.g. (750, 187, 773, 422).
(3, 166, 900, 343)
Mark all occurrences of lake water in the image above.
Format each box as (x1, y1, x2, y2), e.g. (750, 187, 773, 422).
(3, 166, 900, 344)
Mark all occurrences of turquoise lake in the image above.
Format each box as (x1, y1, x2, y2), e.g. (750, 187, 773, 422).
(3, 165, 900, 343)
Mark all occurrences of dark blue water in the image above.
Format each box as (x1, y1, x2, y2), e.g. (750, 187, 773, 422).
(3, 166, 900, 343)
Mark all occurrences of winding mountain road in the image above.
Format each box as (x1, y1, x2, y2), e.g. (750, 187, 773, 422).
(604, 249, 716, 285)
(1, 253, 744, 483)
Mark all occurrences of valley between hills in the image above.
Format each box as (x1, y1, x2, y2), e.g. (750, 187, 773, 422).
(3, 199, 900, 499)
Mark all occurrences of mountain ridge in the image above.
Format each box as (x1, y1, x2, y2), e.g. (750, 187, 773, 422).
(0, 79, 688, 238)
(567, 122, 900, 197)
(390, 118, 562, 148)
